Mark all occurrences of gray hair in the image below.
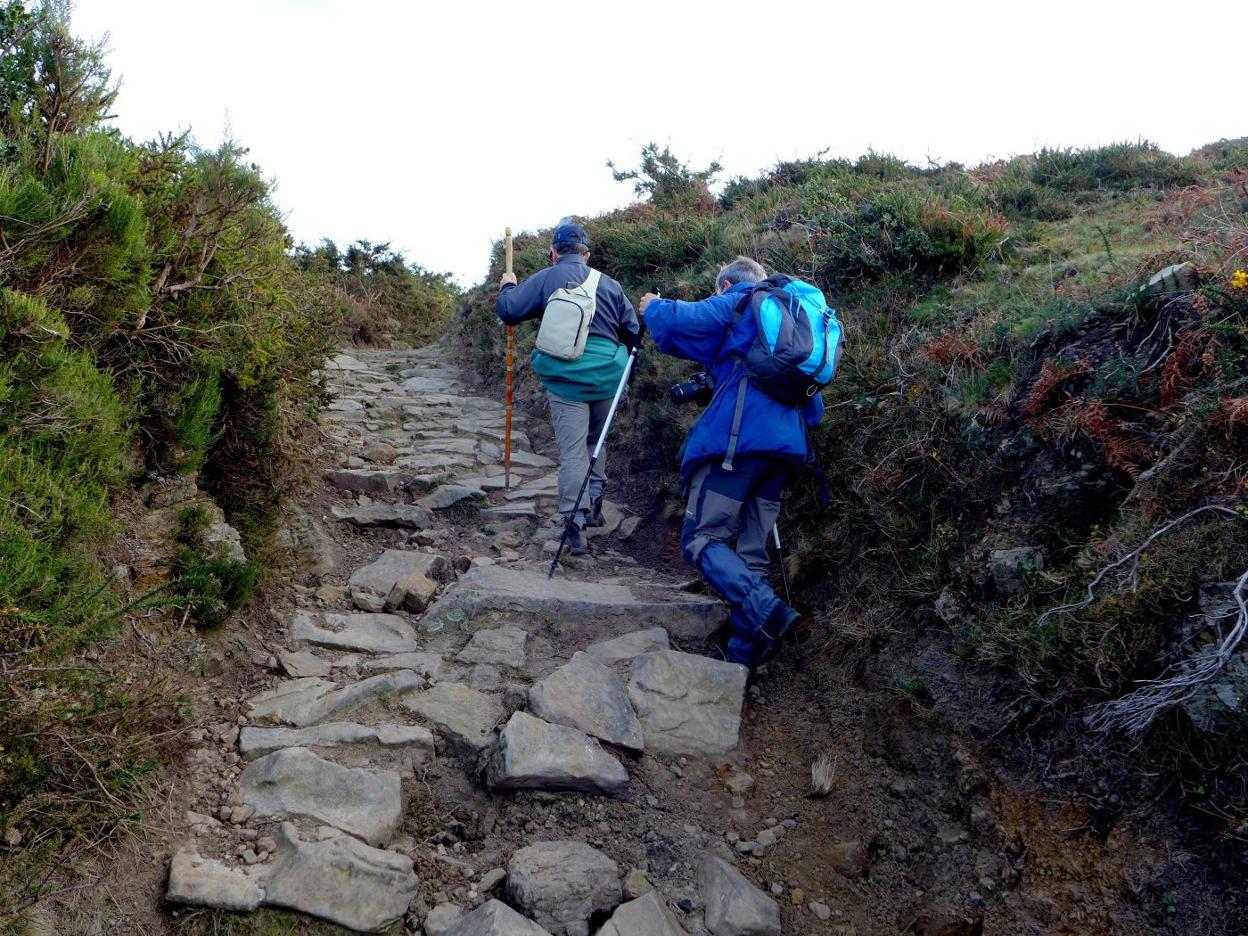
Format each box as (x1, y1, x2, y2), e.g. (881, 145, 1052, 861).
(716, 256, 766, 289)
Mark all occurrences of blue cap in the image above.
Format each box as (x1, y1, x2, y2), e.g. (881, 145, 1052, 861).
(552, 222, 589, 249)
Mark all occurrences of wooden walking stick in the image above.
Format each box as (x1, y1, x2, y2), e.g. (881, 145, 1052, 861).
(504, 227, 515, 490)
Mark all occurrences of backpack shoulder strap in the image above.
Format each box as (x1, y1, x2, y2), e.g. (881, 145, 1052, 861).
(580, 268, 602, 298)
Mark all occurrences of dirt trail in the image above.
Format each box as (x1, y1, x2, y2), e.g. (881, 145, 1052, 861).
(155, 343, 1185, 935)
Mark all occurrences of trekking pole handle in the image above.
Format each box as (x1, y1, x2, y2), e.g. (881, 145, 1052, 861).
(504, 227, 513, 275)
(772, 524, 782, 549)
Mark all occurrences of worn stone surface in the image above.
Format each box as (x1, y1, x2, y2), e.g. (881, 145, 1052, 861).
(419, 483, 486, 509)
(487, 712, 628, 797)
(331, 502, 431, 529)
(528, 652, 643, 750)
(359, 650, 445, 678)
(238, 721, 434, 763)
(444, 899, 554, 935)
(585, 627, 670, 666)
(424, 564, 725, 640)
(292, 610, 418, 653)
(506, 841, 621, 936)
(239, 747, 401, 845)
(248, 670, 425, 727)
(627, 651, 748, 757)
(387, 571, 439, 612)
(402, 681, 504, 755)
(597, 891, 688, 936)
(166, 849, 263, 912)
(425, 903, 465, 935)
(278, 650, 330, 678)
(456, 625, 529, 668)
(698, 853, 781, 936)
(263, 823, 418, 933)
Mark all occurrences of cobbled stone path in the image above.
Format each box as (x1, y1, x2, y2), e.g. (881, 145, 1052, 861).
(164, 345, 783, 935)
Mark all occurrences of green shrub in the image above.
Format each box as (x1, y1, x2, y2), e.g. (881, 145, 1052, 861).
(1029, 141, 1201, 192)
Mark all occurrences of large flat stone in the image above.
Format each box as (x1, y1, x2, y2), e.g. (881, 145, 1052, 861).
(456, 625, 529, 668)
(360, 651, 445, 678)
(585, 628, 670, 666)
(292, 610, 419, 653)
(698, 853, 780, 936)
(402, 681, 504, 755)
(238, 721, 435, 764)
(528, 652, 643, 751)
(166, 850, 263, 912)
(331, 502, 432, 529)
(627, 651, 747, 757)
(239, 747, 401, 846)
(506, 841, 621, 936)
(423, 565, 726, 640)
(248, 670, 425, 727)
(487, 711, 628, 797)
(598, 892, 688, 936)
(264, 823, 418, 933)
(445, 899, 553, 935)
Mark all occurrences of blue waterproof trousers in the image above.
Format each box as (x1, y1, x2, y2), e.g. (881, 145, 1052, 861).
(681, 456, 792, 667)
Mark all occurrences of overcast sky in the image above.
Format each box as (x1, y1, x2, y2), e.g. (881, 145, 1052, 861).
(74, 0, 1245, 286)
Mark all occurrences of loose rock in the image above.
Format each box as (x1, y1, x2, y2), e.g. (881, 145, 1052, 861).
(487, 711, 629, 796)
(597, 891, 688, 936)
(627, 651, 748, 757)
(456, 625, 529, 669)
(506, 841, 621, 936)
(444, 899, 553, 935)
(698, 853, 781, 936)
(528, 652, 644, 750)
(403, 681, 504, 755)
(165, 850, 263, 912)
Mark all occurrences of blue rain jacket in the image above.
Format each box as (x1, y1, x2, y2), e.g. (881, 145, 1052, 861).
(645, 282, 825, 480)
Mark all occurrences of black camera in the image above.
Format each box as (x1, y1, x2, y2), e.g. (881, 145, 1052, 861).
(670, 371, 714, 405)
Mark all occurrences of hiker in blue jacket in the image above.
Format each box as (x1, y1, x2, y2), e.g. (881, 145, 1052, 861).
(497, 220, 641, 556)
(639, 257, 823, 669)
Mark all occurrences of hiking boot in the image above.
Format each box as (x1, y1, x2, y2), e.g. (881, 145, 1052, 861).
(564, 520, 590, 556)
(754, 602, 802, 668)
(584, 495, 606, 528)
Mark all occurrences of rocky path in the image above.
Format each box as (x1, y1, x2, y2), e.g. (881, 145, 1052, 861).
(163, 344, 793, 935)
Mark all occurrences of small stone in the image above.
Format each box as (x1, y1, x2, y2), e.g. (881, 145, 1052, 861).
(256, 836, 276, 853)
(622, 867, 654, 901)
(698, 853, 781, 936)
(241, 849, 259, 865)
(478, 867, 507, 893)
(790, 888, 805, 905)
(424, 902, 465, 936)
(828, 841, 867, 878)
(810, 901, 832, 920)
(725, 771, 755, 795)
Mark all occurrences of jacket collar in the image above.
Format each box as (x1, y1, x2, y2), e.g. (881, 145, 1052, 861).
(555, 254, 586, 267)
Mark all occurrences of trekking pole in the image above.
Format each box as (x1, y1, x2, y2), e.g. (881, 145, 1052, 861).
(548, 312, 651, 579)
(504, 227, 515, 490)
(773, 523, 806, 672)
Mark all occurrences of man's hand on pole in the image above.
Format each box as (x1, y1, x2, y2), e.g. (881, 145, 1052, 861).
(638, 291, 660, 315)
(500, 271, 517, 289)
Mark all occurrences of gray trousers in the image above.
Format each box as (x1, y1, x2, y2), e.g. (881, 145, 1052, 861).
(547, 390, 610, 519)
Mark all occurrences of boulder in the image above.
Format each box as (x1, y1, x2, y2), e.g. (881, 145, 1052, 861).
(456, 625, 529, 669)
(597, 891, 688, 936)
(402, 681, 504, 755)
(238, 747, 401, 846)
(444, 899, 553, 935)
(360, 440, 399, 464)
(585, 628, 670, 666)
(264, 823, 418, 933)
(349, 549, 451, 610)
(165, 850, 263, 912)
(697, 853, 781, 936)
(627, 651, 748, 757)
(487, 712, 628, 797)
(292, 610, 419, 653)
(506, 841, 621, 936)
(387, 571, 439, 613)
(528, 652, 643, 751)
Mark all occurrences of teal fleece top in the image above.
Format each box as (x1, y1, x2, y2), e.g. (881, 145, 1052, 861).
(531, 336, 627, 402)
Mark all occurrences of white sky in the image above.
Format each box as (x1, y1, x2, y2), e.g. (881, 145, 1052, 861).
(73, 0, 1246, 286)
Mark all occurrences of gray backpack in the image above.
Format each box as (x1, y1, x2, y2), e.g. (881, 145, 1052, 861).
(535, 268, 601, 361)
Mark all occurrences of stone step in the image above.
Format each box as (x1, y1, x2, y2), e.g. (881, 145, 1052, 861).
(528, 652, 644, 751)
(422, 564, 726, 641)
(247, 670, 425, 727)
(238, 721, 435, 767)
(347, 548, 451, 611)
(325, 468, 405, 494)
(481, 502, 540, 521)
(627, 650, 748, 757)
(418, 483, 487, 510)
(401, 681, 505, 756)
(238, 747, 402, 846)
(330, 502, 432, 529)
(292, 610, 419, 654)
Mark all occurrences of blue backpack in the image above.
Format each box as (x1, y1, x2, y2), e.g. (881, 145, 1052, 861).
(722, 275, 842, 470)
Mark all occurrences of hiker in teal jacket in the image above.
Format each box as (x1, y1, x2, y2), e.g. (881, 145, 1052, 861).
(641, 256, 822, 669)
(497, 220, 640, 555)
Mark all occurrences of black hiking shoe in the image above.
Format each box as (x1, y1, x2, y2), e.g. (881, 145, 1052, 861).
(753, 602, 802, 668)
(565, 520, 590, 556)
(584, 495, 606, 528)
